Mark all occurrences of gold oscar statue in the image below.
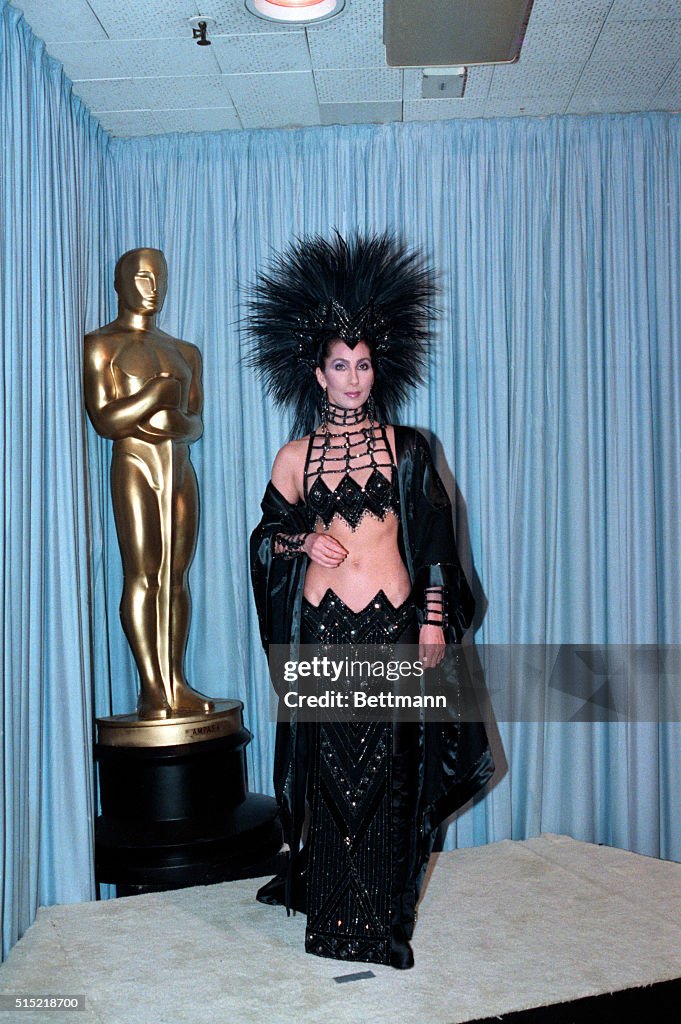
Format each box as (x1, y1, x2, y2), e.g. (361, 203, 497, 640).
(85, 248, 216, 722)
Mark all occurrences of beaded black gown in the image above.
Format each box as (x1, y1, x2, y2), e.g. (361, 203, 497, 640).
(299, 588, 419, 967)
(250, 424, 494, 969)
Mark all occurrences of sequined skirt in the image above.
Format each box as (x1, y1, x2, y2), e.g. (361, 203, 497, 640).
(299, 588, 419, 968)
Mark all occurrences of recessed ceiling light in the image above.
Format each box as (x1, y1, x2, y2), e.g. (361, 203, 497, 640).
(245, 0, 344, 24)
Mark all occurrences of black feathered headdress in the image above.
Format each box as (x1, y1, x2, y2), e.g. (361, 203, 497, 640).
(243, 232, 436, 437)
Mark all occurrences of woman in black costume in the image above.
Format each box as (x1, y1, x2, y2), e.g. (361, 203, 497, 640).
(247, 234, 493, 970)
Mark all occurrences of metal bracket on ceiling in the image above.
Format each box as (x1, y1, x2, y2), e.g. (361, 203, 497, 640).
(189, 16, 215, 46)
(421, 66, 467, 99)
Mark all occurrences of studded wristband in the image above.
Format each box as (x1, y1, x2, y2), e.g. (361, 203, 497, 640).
(274, 532, 310, 559)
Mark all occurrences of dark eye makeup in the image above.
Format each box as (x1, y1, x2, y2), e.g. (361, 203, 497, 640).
(332, 361, 372, 370)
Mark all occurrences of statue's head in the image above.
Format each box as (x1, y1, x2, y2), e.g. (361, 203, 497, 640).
(114, 248, 168, 316)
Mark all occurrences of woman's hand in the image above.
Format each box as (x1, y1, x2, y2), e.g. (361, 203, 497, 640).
(304, 532, 348, 567)
(419, 624, 446, 670)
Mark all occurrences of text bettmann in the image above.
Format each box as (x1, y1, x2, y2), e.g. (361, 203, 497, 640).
(282, 691, 446, 709)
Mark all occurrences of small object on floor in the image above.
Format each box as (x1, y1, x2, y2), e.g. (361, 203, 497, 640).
(333, 970, 376, 984)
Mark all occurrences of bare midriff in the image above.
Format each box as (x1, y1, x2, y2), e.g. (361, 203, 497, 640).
(303, 509, 412, 612)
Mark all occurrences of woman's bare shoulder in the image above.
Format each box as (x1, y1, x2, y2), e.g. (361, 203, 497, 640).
(271, 434, 311, 501)
(273, 435, 309, 469)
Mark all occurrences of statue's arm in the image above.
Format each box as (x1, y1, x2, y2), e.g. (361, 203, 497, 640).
(83, 335, 179, 441)
(135, 341, 203, 443)
(181, 343, 204, 442)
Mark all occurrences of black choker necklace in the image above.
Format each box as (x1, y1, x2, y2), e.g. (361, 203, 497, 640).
(326, 400, 368, 425)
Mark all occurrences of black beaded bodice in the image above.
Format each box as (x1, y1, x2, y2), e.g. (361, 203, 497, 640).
(304, 419, 399, 532)
(306, 467, 398, 530)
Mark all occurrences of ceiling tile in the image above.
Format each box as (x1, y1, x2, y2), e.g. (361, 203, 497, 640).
(403, 66, 492, 102)
(528, 0, 612, 23)
(88, 0, 199, 39)
(13, 0, 107, 42)
(73, 76, 237, 113)
(306, 1, 384, 70)
(48, 37, 221, 80)
(226, 71, 320, 128)
(608, 0, 681, 20)
(489, 61, 582, 99)
(403, 99, 486, 121)
(653, 60, 681, 104)
(212, 31, 310, 74)
(590, 18, 681, 62)
(95, 111, 167, 136)
(566, 94, 663, 113)
(653, 93, 681, 110)
(520, 18, 604, 62)
(319, 101, 402, 125)
(402, 69, 423, 102)
(98, 106, 242, 137)
(484, 98, 568, 116)
(572, 59, 677, 101)
(314, 68, 402, 104)
(145, 107, 242, 132)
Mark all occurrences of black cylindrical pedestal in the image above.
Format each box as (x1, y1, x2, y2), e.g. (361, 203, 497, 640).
(94, 702, 281, 893)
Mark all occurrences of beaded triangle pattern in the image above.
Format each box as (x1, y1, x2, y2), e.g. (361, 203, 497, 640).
(300, 588, 413, 641)
(307, 468, 399, 531)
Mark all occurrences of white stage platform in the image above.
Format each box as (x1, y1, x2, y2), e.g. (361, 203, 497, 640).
(1, 834, 680, 1023)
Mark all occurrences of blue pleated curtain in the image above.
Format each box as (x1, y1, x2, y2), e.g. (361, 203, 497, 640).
(0, 1, 111, 958)
(2, 0, 680, 961)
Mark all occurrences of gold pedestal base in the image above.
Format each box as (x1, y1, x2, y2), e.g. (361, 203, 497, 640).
(96, 698, 243, 749)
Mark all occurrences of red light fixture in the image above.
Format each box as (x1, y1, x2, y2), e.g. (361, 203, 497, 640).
(245, 0, 344, 24)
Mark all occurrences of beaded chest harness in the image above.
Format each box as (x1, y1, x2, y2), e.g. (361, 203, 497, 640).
(303, 412, 400, 532)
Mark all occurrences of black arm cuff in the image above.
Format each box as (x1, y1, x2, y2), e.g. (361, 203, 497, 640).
(412, 562, 475, 642)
